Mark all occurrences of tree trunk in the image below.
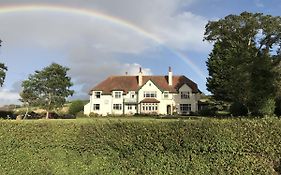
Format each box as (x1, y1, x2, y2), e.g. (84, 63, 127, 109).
(23, 106, 29, 119)
(46, 111, 49, 119)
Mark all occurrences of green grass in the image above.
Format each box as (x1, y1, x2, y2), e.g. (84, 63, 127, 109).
(0, 117, 281, 174)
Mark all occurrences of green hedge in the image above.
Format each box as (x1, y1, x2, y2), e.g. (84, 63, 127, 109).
(0, 118, 281, 174)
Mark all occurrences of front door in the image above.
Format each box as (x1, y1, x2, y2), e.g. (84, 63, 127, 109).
(167, 105, 171, 115)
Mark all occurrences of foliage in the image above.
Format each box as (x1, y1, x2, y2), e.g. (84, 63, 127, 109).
(198, 107, 217, 116)
(20, 63, 74, 119)
(68, 100, 86, 115)
(229, 102, 248, 116)
(275, 98, 281, 116)
(0, 111, 14, 119)
(76, 111, 88, 118)
(0, 40, 7, 86)
(0, 118, 281, 174)
(204, 12, 281, 115)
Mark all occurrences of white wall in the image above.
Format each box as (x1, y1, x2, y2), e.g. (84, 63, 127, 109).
(84, 83, 201, 116)
(138, 80, 175, 115)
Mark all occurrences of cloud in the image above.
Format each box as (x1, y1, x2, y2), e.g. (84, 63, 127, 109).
(0, 0, 208, 105)
(0, 88, 20, 106)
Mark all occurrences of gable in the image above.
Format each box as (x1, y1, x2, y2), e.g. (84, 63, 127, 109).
(90, 75, 200, 94)
(138, 80, 163, 92)
(179, 84, 193, 92)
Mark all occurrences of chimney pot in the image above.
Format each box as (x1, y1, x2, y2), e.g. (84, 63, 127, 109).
(138, 67, 143, 86)
(168, 67, 173, 86)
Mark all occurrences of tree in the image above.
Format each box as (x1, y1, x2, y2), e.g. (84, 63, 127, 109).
(20, 63, 74, 119)
(0, 40, 7, 86)
(204, 12, 281, 115)
(68, 100, 86, 115)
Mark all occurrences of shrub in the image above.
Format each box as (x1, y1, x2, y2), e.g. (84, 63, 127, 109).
(250, 97, 276, 116)
(68, 100, 85, 115)
(76, 111, 88, 118)
(229, 102, 248, 116)
(0, 111, 15, 119)
(0, 118, 281, 174)
(198, 107, 217, 116)
(89, 112, 101, 118)
(259, 98, 276, 116)
(275, 98, 281, 116)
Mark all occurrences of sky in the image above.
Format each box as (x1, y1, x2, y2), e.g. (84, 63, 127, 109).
(0, 0, 280, 106)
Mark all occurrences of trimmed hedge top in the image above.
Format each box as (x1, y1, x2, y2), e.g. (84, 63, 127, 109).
(0, 118, 281, 174)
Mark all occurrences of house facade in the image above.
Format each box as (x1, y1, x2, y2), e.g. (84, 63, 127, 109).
(84, 67, 201, 116)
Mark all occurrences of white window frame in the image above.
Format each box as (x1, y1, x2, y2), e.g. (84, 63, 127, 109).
(113, 91, 122, 99)
(94, 92, 101, 99)
(130, 91, 135, 98)
(144, 91, 157, 98)
(163, 91, 169, 99)
(142, 103, 158, 112)
(93, 104, 100, 110)
(113, 104, 122, 110)
(127, 104, 135, 110)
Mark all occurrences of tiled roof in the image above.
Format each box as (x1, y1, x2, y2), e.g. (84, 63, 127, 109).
(140, 98, 160, 103)
(91, 75, 200, 94)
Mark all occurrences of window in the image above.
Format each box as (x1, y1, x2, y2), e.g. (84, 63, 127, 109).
(113, 104, 122, 110)
(114, 91, 122, 98)
(127, 105, 135, 110)
(181, 91, 190, 99)
(164, 92, 169, 99)
(94, 92, 101, 98)
(144, 91, 157, 98)
(142, 103, 158, 112)
(93, 104, 100, 110)
(180, 104, 191, 113)
(130, 91, 135, 98)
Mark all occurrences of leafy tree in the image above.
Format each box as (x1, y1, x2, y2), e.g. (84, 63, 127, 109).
(20, 63, 74, 119)
(204, 12, 281, 115)
(0, 40, 7, 86)
(68, 100, 86, 115)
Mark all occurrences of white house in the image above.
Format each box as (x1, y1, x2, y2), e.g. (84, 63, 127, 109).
(84, 67, 201, 116)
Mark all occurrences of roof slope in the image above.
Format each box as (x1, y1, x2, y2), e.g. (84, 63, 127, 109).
(91, 75, 199, 94)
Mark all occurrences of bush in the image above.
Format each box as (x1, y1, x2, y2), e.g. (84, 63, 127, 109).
(259, 98, 276, 116)
(76, 111, 88, 118)
(89, 112, 102, 118)
(198, 107, 217, 116)
(275, 98, 281, 116)
(250, 97, 276, 116)
(0, 111, 15, 119)
(229, 102, 248, 116)
(1, 118, 281, 174)
(68, 100, 85, 115)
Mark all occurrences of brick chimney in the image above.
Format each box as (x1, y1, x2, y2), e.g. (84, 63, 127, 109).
(138, 67, 143, 86)
(168, 67, 173, 86)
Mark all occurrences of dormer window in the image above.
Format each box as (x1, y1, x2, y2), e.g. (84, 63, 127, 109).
(164, 91, 169, 99)
(114, 91, 122, 98)
(130, 91, 135, 98)
(94, 92, 101, 99)
(181, 91, 190, 99)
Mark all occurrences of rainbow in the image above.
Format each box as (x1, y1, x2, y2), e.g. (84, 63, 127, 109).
(0, 4, 206, 79)
(0, 4, 162, 43)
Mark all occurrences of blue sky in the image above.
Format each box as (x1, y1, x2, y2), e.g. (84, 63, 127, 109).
(0, 0, 279, 106)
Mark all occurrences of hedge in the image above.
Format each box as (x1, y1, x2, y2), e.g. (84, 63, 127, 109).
(0, 118, 281, 174)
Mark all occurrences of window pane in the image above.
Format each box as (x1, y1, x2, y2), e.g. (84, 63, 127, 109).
(95, 92, 101, 98)
(93, 104, 100, 110)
